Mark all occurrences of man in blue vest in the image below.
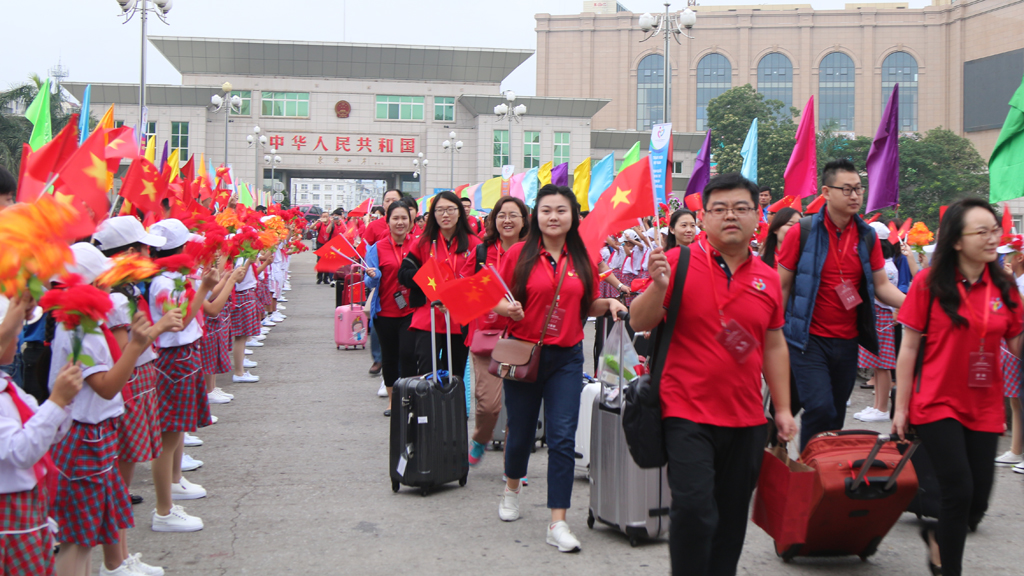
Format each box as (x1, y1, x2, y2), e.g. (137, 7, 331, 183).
(778, 159, 906, 449)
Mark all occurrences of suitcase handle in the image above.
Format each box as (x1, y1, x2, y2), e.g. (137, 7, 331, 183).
(429, 301, 453, 384)
(850, 434, 889, 490)
(883, 440, 920, 491)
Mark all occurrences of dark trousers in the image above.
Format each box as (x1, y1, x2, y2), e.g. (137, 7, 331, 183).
(916, 419, 999, 576)
(413, 329, 469, 381)
(375, 315, 416, 388)
(790, 334, 860, 449)
(664, 418, 766, 576)
(315, 241, 329, 284)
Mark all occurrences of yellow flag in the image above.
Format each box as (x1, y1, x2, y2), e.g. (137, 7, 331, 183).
(572, 158, 591, 210)
(167, 149, 180, 181)
(98, 104, 115, 130)
(144, 136, 156, 163)
(538, 161, 553, 186)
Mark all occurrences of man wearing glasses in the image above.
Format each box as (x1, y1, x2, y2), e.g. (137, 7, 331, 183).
(777, 159, 906, 449)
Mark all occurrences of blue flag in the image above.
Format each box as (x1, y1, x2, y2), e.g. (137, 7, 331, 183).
(587, 153, 614, 210)
(522, 166, 540, 208)
(740, 118, 758, 184)
(77, 85, 91, 145)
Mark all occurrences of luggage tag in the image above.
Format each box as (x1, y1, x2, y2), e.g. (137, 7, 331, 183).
(714, 319, 758, 364)
(544, 305, 566, 339)
(835, 280, 863, 310)
(966, 351, 995, 388)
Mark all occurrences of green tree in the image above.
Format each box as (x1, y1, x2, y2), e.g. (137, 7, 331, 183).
(0, 76, 77, 172)
(705, 84, 798, 199)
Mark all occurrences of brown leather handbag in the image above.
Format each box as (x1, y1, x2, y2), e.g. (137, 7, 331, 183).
(489, 264, 567, 383)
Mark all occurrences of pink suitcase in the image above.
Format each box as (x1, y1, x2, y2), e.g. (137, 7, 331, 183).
(335, 304, 368, 350)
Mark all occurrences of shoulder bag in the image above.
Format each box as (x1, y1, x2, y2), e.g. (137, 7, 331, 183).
(488, 263, 568, 383)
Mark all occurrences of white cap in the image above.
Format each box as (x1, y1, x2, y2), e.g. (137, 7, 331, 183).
(148, 219, 200, 250)
(623, 229, 640, 242)
(93, 216, 168, 251)
(997, 245, 1014, 254)
(68, 242, 113, 284)
(869, 221, 890, 240)
(923, 244, 936, 254)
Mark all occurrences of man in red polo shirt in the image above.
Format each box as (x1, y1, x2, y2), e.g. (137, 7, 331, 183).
(363, 189, 404, 246)
(461, 196, 483, 236)
(630, 173, 797, 576)
(777, 159, 906, 449)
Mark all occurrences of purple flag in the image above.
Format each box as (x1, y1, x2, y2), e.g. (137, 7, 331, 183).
(866, 84, 900, 213)
(159, 141, 169, 173)
(551, 162, 569, 187)
(685, 130, 712, 197)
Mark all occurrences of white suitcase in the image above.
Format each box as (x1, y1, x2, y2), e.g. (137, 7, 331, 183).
(574, 381, 600, 476)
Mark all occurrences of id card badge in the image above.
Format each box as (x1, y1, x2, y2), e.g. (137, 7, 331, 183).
(393, 290, 409, 310)
(544, 306, 565, 339)
(714, 319, 758, 364)
(835, 280, 863, 311)
(967, 351, 995, 388)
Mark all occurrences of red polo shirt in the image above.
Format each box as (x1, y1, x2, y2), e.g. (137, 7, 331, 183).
(363, 218, 389, 246)
(660, 241, 785, 427)
(778, 211, 885, 339)
(499, 242, 600, 348)
(898, 268, 1023, 433)
(375, 236, 413, 318)
(409, 233, 481, 333)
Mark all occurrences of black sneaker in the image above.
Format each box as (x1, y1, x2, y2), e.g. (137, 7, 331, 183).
(131, 493, 143, 505)
(369, 362, 382, 375)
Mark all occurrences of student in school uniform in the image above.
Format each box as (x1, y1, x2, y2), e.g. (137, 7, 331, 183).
(229, 252, 265, 384)
(0, 292, 82, 576)
(201, 262, 245, 408)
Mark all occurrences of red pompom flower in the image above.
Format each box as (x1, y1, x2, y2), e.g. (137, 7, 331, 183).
(39, 276, 114, 365)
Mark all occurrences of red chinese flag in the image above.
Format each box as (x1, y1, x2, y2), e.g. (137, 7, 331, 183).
(215, 165, 232, 186)
(804, 194, 827, 215)
(767, 195, 796, 213)
(313, 234, 364, 268)
(863, 213, 881, 224)
(578, 159, 655, 258)
(104, 126, 141, 161)
(887, 221, 900, 245)
(897, 218, 914, 238)
(348, 198, 374, 218)
(1002, 203, 1013, 233)
(53, 129, 113, 225)
(437, 267, 507, 325)
(413, 257, 450, 302)
(18, 117, 80, 202)
(684, 192, 703, 212)
(119, 158, 166, 214)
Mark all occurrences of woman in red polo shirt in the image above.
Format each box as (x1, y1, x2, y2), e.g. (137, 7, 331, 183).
(398, 191, 481, 379)
(492, 185, 627, 553)
(894, 198, 1023, 576)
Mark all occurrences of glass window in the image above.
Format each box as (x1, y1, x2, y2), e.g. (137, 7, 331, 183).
(554, 132, 571, 165)
(493, 130, 509, 168)
(696, 54, 732, 131)
(300, 194, 308, 200)
(819, 52, 856, 130)
(170, 122, 188, 158)
(756, 53, 793, 111)
(301, 184, 309, 190)
(881, 52, 918, 132)
(376, 95, 425, 120)
(261, 92, 310, 117)
(324, 184, 332, 191)
(141, 121, 157, 142)
(312, 194, 320, 200)
(523, 131, 541, 169)
(312, 184, 320, 190)
(636, 53, 665, 131)
(434, 96, 455, 122)
(114, 120, 125, 128)
(230, 90, 252, 116)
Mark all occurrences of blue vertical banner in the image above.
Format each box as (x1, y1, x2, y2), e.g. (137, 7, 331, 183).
(740, 118, 758, 184)
(77, 84, 91, 145)
(648, 123, 672, 204)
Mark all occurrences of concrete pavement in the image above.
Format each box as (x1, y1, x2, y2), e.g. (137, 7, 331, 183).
(112, 251, 1024, 575)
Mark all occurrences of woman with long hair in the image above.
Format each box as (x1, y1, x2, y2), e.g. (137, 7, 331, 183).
(398, 191, 482, 379)
(893, 198, 1023, 576)
(665, 208, 698, 251)
(492, 185, 627, 552)
(467, 196, 529, 465)
(759, 206, 801, 268)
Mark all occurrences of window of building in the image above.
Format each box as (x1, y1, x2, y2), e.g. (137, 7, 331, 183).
(523, 131, 541, 169)
(696, 54, 732, 132)
(301, 184, 309, 190)
(312, 184, 320, 190)
(312, 194, 320, 200)
(881, 51, 919, 132)
(141, 121, 157, 142)
(261, 92, 310, 117)
(300, 194, 308, 200)
(636, 53, 665, 131)
(434, 96, 455, 122)
(324, 184, 332, 191)
(376, 95, 425, 120)
(324, 204, 332, 210)
(673, 161, 684, 174)
(230, 90, 252, 116)
(757, 53, 793, 111)
(819, 52, 856, 131)
(170, 122, 188, 158)
(493, 130, 509, 168)
(114, 120, 125, 128)
(554, 132, 570, 165)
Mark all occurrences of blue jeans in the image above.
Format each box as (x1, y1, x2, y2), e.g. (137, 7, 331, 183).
(369, 324, 382, 364)
(790, 334, 860, 449)
(0, 351, 23, 389)
(503, 343, 583, 510)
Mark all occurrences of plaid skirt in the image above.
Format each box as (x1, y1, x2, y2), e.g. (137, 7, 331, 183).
(200, 310, 233, 376)
(118, 362, 162, 463)
(1001, 343, 1021, 398)
(257, 276, 273, 309)
(230, 288, 262, 338)
(154, 343, 209, 432)
(0, 485, 53, 576)
(50, 419, 132, 547)
(617, 272, 638, 306)
(858, 305, 897, 370)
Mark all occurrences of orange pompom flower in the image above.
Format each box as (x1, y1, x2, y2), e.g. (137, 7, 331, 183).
(95, 253, 160, 289)
(0, 195, 91, 298)
(906, 222, 934, 253)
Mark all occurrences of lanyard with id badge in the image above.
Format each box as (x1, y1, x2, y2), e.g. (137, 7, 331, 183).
(831, 227, 863, 310)
(957, 281, 995, 388)
(703, 242, 758, 364)
(391, 240, 411, 310)
(540, 251, 570, 340)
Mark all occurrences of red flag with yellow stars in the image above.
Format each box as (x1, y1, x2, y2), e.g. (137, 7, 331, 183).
(53, 128, 113, 225)
(577, 158, 655, 258)
(17, 116, 80, 202)
(103, 127, 141, 161)
(413, 257, 453, 302)
(437, 267, 507, 325)
(119, 158, 166, 215)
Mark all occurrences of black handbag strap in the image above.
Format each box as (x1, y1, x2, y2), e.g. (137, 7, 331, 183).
(914, 295, 935, 393)
(649, 246, 691, 385)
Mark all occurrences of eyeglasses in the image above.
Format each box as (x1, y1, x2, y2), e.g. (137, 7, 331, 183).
(707, 205, 755, 217)
(825, 185, 865, 197)
(962, 226, 1003, 239)
(495, 213, 522, 221)
(434, 207, 460, 216)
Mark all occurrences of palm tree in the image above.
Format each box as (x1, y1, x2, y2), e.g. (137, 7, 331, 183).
(0, 75, 77, 172)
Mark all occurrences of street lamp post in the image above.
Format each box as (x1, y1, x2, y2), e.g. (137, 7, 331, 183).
(412, 152, 429, 195)
(441, 131, 463, 190)
(493, 91, 526, 169)
(247, 126, 283, 201)
(639, 3, 697, 126)
(211, 82, 242, 166)
(116, 0, 173, 142)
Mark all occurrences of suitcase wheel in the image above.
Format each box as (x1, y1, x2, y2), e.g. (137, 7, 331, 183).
(459, 475, 467, 487)
(587, 510, 595, 529)
(629, 536, 639, 548)
(420, 487, 429, 497)
(336, 346, 340, 350)
(391, 480, 400, 493)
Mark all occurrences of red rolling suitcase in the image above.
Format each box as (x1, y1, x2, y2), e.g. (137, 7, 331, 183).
(776, 430, 920, 562)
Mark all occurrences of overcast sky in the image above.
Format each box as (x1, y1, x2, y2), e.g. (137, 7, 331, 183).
(4, 0, 931, 97)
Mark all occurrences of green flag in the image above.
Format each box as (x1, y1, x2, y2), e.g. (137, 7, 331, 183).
(239, 182, 255, 208)
(620, 141, 640, 173)
(990, 76, 1024, 203)
(25, 78, 52, 151)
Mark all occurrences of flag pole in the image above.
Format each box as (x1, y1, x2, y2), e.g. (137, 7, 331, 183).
(487, 264, 516, 303)
(336, 234, 369, 268)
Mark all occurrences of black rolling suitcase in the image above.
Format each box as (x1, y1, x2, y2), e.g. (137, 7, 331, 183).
(389, 303, 469, 496)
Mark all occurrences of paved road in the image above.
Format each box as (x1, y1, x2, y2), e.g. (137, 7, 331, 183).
(113, 251, 1024, 575)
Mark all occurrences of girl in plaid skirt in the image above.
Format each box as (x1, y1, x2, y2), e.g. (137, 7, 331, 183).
(229, 258, 265, 383)
(201, 265, 246, 403)
(0, 293, 81, 576)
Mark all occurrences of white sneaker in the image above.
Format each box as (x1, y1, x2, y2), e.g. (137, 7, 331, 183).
(170, 478, 207, 500)
(271, 312, 286, 322)
(853, 406, 876, 421)
(261, 319, 277, 327)
(254, 334, 267, 341)
(244, 349, 254, 355)
(213, 387, 234, 399)
(246, 339, 264, 347)
(124, 553, 165, 576)
(181, 454, 203, 471)
(183, 433, 203, 447)
(1013, 461, 1024, 474)
(152, 504, 203, 531)
(995, 450, 1024, 466)
(210, 415, 219, 424)
(233, 371, 259, 383)
(498, 484, 521, 522)
(546, 520, 582, 552)
(260, 327, 271, 335)
(243, 358, 258, 368)
(377, 380, 388, 398)
(855, 407, 890, 422)
(207, 390, 231, 404)
(98, 560, 139, 576)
